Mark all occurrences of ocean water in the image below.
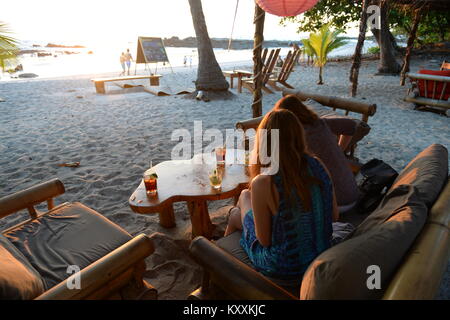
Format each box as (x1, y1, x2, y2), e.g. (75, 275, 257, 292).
(1, 39, 377, 80)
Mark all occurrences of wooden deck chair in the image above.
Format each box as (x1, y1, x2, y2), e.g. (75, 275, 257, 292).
(267, 48, 301, 91)
(441, 60, 450, 71)
(240, 48, 281, 94)
(222, 49, 269, 89)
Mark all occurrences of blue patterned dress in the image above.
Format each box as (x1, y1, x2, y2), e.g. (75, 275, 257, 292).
(240, 155, 333, 280)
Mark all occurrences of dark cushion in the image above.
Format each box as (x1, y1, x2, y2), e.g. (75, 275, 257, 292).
(0, 234, 45, 299)
(3, 202, 132, 290)
(390, 144, 448, 208)
(300, 185, 427, 299)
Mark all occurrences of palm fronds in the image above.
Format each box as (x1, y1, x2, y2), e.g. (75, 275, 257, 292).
(0, 22, 19, 72)
(301, 23, 347, 84)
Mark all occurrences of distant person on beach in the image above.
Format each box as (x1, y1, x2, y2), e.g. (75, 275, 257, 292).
(183, 56, 187, 67)
(120, 52, 126, 76)
(125, 48, 133, 75)
(274, 95, 359, 210)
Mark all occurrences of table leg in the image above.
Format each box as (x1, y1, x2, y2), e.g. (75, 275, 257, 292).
(150, 77, 160, 86)
(230, 75, 234, 89)
(237, 76, 242, 93)
(95, 82, 105, 94)
(158, 204, 176, 228)
(187, 200, 213, 239)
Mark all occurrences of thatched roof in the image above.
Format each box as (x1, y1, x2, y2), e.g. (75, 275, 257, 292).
(393, 0, 450, 10)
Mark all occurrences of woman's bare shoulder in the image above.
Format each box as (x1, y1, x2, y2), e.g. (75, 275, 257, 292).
(251, 174, 272, 189)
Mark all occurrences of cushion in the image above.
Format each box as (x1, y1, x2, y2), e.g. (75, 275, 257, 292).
(300, 185, 427, 300)
(216, 231, 253, 268)
(389, 144, 448, 208)
(0, 234, 45, 299)
(3, 202, 132, 290)
(353, 181, 426, 236)
(417, 69, 450, 100)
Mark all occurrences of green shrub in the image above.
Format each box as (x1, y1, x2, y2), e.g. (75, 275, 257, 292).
(367, 46, 380, 54)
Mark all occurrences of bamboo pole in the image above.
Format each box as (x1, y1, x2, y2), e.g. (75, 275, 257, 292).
(349, 0, 370, 97)
(400, 8, 423, 86)
(251, 3, 265, 118)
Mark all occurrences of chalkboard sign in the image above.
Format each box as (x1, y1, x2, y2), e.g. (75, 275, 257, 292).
(136, 37, 169, 64)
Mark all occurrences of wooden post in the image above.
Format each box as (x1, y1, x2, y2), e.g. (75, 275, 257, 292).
(349, 0, 370, 97)
(158, 204, 176, 228)
(400, 8, 423, 86)
(251, 3, 265, 118)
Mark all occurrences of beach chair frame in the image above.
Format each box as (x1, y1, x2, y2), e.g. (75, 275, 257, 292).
(267, 48, 302, 91)
(240, 48, 281, 94)
(0, 179, 157, 300)
(404, 72, 450, 112)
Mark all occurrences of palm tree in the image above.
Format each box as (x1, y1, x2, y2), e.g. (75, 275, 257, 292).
(302, 24, 347, 85)
(0, 22, 19, 73)
(188, 0, 230, 97)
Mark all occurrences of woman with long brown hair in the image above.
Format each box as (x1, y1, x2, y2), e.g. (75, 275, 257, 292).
(225, 109, 338, 284)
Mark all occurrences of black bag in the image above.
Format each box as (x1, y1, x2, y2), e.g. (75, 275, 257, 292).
(355, 159, 399, 214)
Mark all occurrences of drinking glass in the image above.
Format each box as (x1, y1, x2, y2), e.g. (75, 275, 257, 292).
(215, 147, 226, 166)
(209, 168, 222, 190)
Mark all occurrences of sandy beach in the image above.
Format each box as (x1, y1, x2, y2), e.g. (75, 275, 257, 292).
(0, 54, 449, 299)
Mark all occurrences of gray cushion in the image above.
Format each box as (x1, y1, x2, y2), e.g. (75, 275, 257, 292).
(0, 234, 45, 299)
(3, 202, 132, 290)
(300, 185, 427, 300)
(216, 231, 253, 268)
(389, 144, 448, 208)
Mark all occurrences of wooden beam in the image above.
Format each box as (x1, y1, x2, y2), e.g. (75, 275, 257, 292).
(251, 3, 265, 118)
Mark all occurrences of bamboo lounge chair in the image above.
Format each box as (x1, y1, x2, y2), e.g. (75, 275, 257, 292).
(404, 70, 450, 113)
(0, 179, 157, 300)
(240, 48, 281, 94)
(267, 48, 302, 91)
(236, 89, 376, 159)
(188, 144, 450, 300)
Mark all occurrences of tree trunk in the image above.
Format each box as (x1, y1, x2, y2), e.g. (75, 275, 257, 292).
(376, 0, 401, 74)
(350, 0, 370, 97)
(251, 3, 265, 118)
(400, 8, 422, 85)
(317, 66, 324, 85)
(188, 0, 229, 91)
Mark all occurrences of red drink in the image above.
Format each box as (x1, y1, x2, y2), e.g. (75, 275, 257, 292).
(215, 148, 226, 165)
(143, 172, 158, 196)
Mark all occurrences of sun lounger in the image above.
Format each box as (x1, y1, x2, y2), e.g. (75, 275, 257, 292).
(267, 49, 301, 91)
(240, 48, 281, 94)
(91, 75, 162, 94)
(0, 179, 157, 300)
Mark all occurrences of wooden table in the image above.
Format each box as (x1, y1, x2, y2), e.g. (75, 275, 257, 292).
(223, 70, 252, 92)
(128, 150, 249, 239)
(91, 75, 162, 94)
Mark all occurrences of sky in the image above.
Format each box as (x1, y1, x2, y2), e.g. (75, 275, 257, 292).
(2, 0, 311, 46)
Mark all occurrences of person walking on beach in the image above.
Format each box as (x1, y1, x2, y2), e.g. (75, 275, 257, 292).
(119, 52, 126, 76)
(125, 48, 133, 75)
